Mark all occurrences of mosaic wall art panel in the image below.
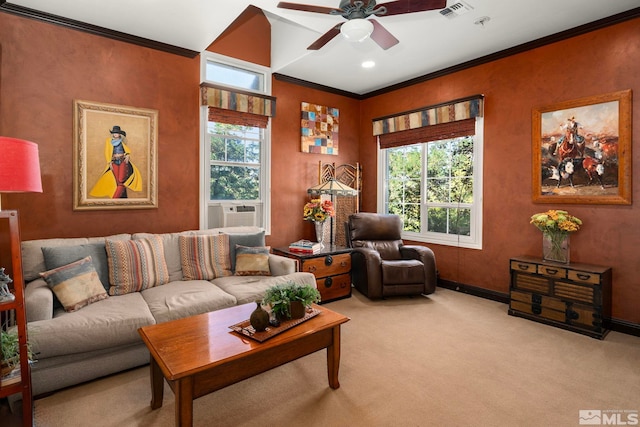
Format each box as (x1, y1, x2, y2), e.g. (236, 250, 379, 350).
(301, 102, 339, 155)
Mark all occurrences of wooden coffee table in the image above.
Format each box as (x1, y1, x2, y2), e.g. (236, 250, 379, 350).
(138, 303, 350, 427)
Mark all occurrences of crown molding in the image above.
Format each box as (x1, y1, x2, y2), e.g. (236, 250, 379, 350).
(0, 0, 199, 58)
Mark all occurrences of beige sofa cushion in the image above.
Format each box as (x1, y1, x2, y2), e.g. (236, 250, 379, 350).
(212, 272, 317, 305)
(27, 292, 154, 359)
(140, 280, 237, 324)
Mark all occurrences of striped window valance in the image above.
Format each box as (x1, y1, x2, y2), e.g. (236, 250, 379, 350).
(372, 95, 483, 137)
(200, 83, 276, 118)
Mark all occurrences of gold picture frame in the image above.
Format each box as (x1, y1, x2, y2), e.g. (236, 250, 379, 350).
(532, 89, 632, 205)
(73, 100, 158, 210)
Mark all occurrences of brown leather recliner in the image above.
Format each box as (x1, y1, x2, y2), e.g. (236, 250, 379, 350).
(346, 213, 437, 299)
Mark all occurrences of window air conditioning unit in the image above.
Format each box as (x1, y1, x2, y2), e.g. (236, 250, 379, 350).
(223, 205, 257, 227)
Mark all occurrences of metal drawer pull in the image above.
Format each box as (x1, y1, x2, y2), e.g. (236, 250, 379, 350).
(544, 268, 558, 275)
(340, 261, 348, 267)
(576, 273, 591, 281)
(517, 263, 530, 271)
(308, 265, 317, 273)
(325, 255, 333, 266)
(324, 277, 333, 288)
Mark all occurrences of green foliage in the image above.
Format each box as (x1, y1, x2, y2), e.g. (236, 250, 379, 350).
(1, 329, 34, 371)
(386, 136, 474, 237)
(208, 122, 262, 201)
(262, 283, 321, 319)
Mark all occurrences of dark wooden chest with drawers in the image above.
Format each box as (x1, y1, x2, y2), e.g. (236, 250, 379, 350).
(508, 256, 611, 339)
(273, 246, 352, 303)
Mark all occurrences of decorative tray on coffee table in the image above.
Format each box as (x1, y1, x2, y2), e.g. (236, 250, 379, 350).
(229, 308, 321, 342)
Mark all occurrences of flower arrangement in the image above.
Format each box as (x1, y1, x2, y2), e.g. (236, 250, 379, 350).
(303, 198, 335, 223)
(530, 209, 582, 234)
(530, 210, 582, 263)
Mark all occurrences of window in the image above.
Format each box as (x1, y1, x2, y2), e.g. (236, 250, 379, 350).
(379, 118, 483, 249)
(207, 122, 262, 201)
(200, 53, 272, 230)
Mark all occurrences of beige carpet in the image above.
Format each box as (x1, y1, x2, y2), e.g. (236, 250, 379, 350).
(32, 288, 640, 427)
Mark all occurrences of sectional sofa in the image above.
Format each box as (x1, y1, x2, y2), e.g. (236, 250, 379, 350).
(20, 226, 316, 397)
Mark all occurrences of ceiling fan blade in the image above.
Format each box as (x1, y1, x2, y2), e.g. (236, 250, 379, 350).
(277, 2, 343, 15)
(378, 0, 447, 16)
(369, 19, 399, 50)
(307, 24, 343, 50)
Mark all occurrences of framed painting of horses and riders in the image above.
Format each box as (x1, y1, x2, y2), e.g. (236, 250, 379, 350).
(532, 89, 632, 205)
(73, 100, 159, 210)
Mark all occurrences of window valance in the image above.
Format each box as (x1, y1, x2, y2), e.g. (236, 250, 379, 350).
(372, 95, 483, 137)
(207, 107, 269, 128)
(200, 83, 276, 118)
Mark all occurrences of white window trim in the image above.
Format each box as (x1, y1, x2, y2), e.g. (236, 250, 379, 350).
(199, 52, 272, 233)
(377, 117, 483, 249)
(200, 51, 271, 95)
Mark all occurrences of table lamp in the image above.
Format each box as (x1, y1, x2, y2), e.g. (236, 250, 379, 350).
(308, 179, 357, 246)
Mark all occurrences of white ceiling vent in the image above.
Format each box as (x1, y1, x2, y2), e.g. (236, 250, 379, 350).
(439, 1, 474, 19)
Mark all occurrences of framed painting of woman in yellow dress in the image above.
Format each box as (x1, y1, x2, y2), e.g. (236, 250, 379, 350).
(73, 100, 158, 210)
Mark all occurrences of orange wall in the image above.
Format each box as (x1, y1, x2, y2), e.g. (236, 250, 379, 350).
(360, 18, 640, 323)
(0, 13, 201, 238)
(1, 11, 639, 325)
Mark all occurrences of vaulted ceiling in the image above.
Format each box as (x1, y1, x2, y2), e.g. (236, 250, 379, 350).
(2, 1, 639, 96)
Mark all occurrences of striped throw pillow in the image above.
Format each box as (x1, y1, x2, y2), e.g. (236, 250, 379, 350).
(179, 234, 232, 280)
(105, 236, 170, 295)
(40, 256, 109, 312)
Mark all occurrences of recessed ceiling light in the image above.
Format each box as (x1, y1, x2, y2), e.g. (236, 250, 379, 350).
(362, 60, 375, 69)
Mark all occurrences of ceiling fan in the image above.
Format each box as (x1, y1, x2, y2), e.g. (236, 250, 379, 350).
(277, 0, 447, 50)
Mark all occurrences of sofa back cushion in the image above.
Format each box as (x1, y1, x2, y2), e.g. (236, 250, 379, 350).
(226, 230, 266, 271)
(179, 234, 233, 280)
(42, 243, 110, 292)
(22, 234, 131, 283)
(105, 235, 170, 295)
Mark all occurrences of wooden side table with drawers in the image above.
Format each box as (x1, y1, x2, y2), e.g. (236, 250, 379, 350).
(508, 256, 612, 339)
(273, 245, 352, 303)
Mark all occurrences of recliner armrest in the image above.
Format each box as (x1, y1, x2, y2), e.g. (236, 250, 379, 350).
(351, 247, 384, 298)
(400, 245, 438, 294)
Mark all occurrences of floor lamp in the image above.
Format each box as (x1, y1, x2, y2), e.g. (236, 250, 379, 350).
(307, 179, 357, 246)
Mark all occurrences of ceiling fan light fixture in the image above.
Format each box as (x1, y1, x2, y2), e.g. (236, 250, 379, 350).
(340, 19, 374, 42)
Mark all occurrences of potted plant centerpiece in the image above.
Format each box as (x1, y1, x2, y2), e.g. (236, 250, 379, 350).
(263, 282, 321, 320)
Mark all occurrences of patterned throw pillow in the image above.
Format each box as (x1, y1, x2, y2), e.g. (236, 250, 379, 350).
(39, 256, 109, 312)
(105, 236, 170, 295)
(234, 245, 271, 276)
(42, 242, 110, 292)
(179, 234, 232, 280)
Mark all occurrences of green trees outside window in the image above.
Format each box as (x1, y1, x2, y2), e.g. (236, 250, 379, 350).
(208, 122, 262, 201)
(385, 135, 475, 240)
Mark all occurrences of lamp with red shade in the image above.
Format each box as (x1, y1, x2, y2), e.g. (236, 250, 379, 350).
(0, 137, 43, 207)
(0, 137, 42, 301)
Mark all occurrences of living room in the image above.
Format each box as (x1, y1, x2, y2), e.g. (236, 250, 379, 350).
(0, 3, 639, 426)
